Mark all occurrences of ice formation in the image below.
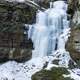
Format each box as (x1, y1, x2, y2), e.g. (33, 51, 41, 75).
(28, 1, 71, 67)
(0, 1, 80, 80)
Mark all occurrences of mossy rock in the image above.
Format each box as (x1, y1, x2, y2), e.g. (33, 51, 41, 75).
(32, 67, 73, 80)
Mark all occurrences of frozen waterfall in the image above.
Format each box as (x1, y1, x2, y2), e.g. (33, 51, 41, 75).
(0, 1, 80, 80)
(28, 1, 70, 59)
(29, 11, 49, 58)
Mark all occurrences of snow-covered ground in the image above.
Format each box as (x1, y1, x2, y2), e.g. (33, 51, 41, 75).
(6, 0, 25, 2)
(0, 58, 46, 80)
(63, 69, 80, 80)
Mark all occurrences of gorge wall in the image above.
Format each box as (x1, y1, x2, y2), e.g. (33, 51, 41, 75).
(0, 1, 35, 62)
(66, 0, 80, 65)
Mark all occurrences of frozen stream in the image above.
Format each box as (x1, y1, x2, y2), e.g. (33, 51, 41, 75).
(0, 1, 80, 80)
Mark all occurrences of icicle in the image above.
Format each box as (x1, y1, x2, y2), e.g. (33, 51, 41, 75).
(50, 2, 53, 8)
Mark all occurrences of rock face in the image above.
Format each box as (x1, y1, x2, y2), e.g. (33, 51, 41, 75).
(67, 0, 78, 16)
(66, 0, 80, 63)
(66, 27, 80, 61)
(67, 0, 80, 24)
(0, 1, 36, 62)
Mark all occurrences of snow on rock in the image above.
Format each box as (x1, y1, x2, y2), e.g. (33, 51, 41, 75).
(45, 28, 71, 70)
(63, 68, 80, 80)
(6, 0, 25, 3)
(45, 50, 71, 70)
(5, 0, 42, 9)
(0, 58, 47, 80)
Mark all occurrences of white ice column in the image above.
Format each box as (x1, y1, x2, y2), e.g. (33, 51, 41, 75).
(47, 9, 63, 55)
(52, 1, 70, 50)
(53, 1, 69, 32)
(32, 11, 49, 58)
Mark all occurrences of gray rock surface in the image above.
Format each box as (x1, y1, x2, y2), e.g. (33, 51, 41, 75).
(0, 1, 35, 62)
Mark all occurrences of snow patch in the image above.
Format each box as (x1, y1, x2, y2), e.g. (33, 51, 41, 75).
(63, 68, 80, 80)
